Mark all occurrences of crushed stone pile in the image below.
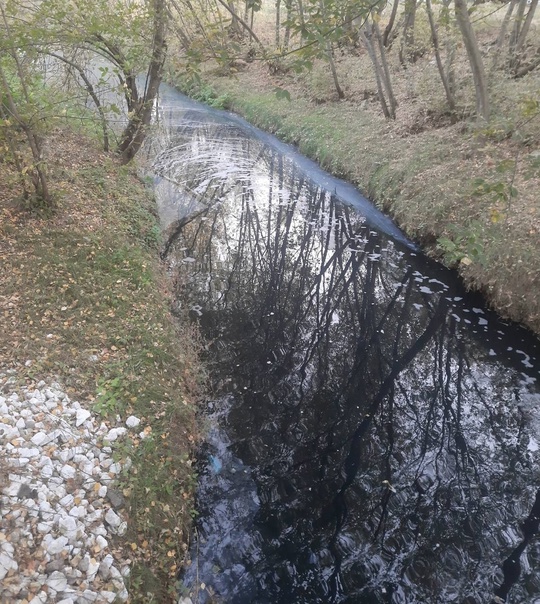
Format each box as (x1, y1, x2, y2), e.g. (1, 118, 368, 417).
(0, 370, 142, 604)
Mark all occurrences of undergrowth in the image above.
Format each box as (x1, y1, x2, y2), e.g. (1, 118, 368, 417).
(0, 129, 203, 603)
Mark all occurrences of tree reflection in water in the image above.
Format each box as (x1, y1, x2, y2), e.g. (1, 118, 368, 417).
(150, 94, 540, 604)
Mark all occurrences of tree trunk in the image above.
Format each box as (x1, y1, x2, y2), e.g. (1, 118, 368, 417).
(383, 0, 400, 47)
(0, 4, 51, 204)
(454, 0, 490, 119)
(283, 0, 292, 49)
(297, 0, 305, 28)
(360, 26, 394, 119)
(508, 0, 527, 58)
(490, 0, 517, 74)
(117, 0, 167, 163)
(510, 0, 538, 71)
(316, 0, 344, 99)
(326, 41, 344, 99)
(46, 52, 110, 151)
(275, 0, 281, 47)
(373, 20, 397, 116)
(426, 0, 456, 110)
(215, 0, 263, 45)
(399, 0, 418, 65)
(0, 102, 30, 199)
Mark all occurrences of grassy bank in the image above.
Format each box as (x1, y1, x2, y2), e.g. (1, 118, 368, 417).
(172, 54, 540, 336)
(0, 128, 202, 602)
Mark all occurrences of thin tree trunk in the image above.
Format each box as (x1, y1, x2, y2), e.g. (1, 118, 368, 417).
(283, 0, 292, 49)
(509, 0, 527, 58)
(0, 102, 30, 199)
(399, 0, 418, 64)
(118, 0, 167, 163)
(318, 0, 344, 99)
(0, 4, 51, 203)
(454, 0, 490, 119)
(215, 0, 263, 45)
(511, 0, 538, 71)
(360, 27, 392, 119)
(383, 0, 400, 47)
(326, 41, 344, 99)
(46, 51, 110, 151)
(275, 0, 281, 47)
(490, 0, 517, 74)
(297, 0, 305, 28)
(373, 20, 397, 116)
(228, 0, 242, 35)
(426, 0, 456, 110)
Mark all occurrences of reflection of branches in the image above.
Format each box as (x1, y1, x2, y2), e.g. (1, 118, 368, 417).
(157, 113, 540, 603)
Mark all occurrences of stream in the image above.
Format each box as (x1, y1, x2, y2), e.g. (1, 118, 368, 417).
(147, 84, 540, 604)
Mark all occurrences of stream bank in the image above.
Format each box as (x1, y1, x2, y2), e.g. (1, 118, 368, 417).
(172, 63, 540, 337)
(0, 128, 202, 603)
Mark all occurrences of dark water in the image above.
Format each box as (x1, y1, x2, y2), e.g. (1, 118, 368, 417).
(148, 85, 540, 604)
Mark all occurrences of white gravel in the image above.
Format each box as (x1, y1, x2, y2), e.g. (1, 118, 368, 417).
(0, 370, 139, 604)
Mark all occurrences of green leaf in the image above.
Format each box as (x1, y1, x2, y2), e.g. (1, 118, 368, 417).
(274, 87, 291, 102)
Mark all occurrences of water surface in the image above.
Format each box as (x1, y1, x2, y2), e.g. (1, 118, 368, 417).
(148, 85, 540, 604)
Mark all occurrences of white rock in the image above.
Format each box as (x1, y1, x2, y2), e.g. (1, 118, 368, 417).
(40, 464, 54, 479)
(105, 427, 127, 442)
(0, 551, 18, 579)
(60, 464, 76, 480)
(58, 516, 78, 540)
(1, 542, 15, 555)
(95, 535, 108, 551)
(0, 422, 18, 440)
(29, 593, 47, 604)
(37, 521, 54, 534)
(117, 521, 127, 536)
(18, 447, 40, 458)
(69, 506, 86, 519)
(87, 557, 100, 580)
(46, 570, 68, 591)
(86, 509, 103, 523)
(75, 408, 92, 427)
(48, 536, 69, 555)
(104, 508, 122, 528)
(125, 415, 141, 428)
(116, 588, 129, 602)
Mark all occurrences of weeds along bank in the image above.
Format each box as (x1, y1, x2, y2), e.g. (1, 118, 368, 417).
(171, 38, 540, 336)
(0, 128, 202, 603)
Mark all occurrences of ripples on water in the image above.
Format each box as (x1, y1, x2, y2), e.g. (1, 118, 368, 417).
(147, 85, 540, 604)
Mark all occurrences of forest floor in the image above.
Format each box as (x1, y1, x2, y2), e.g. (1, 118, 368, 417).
(174, 14, 540, 336)
(0, 128, 202, 603)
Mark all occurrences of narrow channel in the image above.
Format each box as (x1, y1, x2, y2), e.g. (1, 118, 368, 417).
(147, 84, 540, 604)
